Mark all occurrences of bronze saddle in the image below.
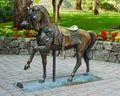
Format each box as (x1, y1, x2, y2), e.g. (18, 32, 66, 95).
(46, 24, 81, 47)
(58, 25, 79, 37)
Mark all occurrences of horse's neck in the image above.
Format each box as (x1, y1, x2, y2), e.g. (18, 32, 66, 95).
(41, 19, 51, 27)
(40, 7, 51, 27)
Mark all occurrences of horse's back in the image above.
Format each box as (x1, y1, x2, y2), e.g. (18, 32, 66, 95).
(78, 29, 91, 41)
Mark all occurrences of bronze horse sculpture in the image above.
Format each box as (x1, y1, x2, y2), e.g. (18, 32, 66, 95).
(23, 5, 96, 83)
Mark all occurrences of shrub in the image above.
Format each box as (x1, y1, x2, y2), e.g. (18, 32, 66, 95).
(0, 0, 13, 22)
(63, 0, 72, 8)
(100, 2, 117, 11)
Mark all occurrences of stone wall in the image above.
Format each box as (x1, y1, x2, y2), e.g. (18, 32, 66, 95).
(64, 41, 120, 63)
(0, 37, 37, 55)
(0, 37, 120, 63)
(91, 41, 120, 63)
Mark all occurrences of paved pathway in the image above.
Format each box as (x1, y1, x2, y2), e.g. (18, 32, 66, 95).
(0, 55, 120, 96)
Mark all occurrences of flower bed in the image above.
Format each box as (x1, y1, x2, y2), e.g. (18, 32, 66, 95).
(0, 27, 36, 38)
(96, 29, 120, 42)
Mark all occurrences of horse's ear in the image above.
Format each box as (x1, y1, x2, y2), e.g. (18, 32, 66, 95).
(27, 7, 30, 10)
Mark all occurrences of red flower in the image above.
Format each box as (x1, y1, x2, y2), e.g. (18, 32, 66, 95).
(111, 37, 115, 42)
(101, 29, 107, 40)
(22, 35, 26, 38)
(96, 33, 99, 38)
(108, 31, 111, 35)
(13, 33, 19, 38)
(28, 34, 33, 38)
(13, 28, 17, 31)
(25, 30, 30, 34)
(112, 32, 118, 37)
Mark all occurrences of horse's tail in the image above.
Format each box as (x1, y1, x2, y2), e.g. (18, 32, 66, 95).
(84, 32, 96, 60)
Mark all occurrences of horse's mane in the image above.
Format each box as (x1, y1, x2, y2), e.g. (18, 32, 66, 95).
(33, 5, 51, 27)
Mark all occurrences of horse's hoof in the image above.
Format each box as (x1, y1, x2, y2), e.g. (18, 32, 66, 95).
(24, 64, 30, 70)
(39, 79, 45, 83)
(16, 82, 23, 89)
(83, 72, 89, 76)
(67, 78, 72, 82)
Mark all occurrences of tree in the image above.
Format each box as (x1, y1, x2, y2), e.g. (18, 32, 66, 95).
(85, 0, 90, 11)
(52, 0, 63, 18)
(0, 0, 13, 22)
(93, 0, 99, 15)
(76, 0, 82, 10)
(13, 0, 32, 29)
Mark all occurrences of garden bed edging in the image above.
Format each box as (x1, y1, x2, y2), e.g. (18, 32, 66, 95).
(0, 37, 120, 63)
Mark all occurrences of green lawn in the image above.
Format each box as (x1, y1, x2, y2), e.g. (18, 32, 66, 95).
(0, 10, 120, 33)
(56, 10, 120, 33)
(0, 22, 13, 28)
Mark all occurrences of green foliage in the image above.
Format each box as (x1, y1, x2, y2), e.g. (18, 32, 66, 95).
(34, 0, 39, 4)
(63, 0, 72, 8)
(100, 2, 117, 11)
(115, 36, 120, 42)
(0, 0, 13, 7)
(0, 22, 13, 27)
(0, 27, 36, 38)
(0, 0, 13, 22)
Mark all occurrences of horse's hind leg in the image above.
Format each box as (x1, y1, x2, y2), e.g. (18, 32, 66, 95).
(83, 54, 90, 75)
(24, 46, 39, 70)
(67, 51, 83, 82)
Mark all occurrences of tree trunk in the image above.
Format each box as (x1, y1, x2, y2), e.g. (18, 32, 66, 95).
(13, 0, 32, 29)
(76, 0, 82, 10)
(93, 0, 99, 15)
(52, 0, 63, 19)
(52, 0, 55, 17)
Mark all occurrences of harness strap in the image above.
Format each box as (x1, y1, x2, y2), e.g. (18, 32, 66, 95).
(58, 26, 65, 57)
(62, 36, 65, 52)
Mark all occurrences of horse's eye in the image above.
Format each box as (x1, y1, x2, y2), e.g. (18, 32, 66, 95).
(33, 15, 36, 19)
(45, 31, 50, 35)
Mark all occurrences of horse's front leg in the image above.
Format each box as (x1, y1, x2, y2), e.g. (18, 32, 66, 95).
(24, 46, 39, 70)
(39, 52, 47, 83)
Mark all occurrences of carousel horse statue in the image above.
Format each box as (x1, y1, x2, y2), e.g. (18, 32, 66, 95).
(22, 5, 96, 82)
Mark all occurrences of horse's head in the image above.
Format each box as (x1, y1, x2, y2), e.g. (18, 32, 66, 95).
(21, 5, 51, 32)
(21, 5, 42, 32)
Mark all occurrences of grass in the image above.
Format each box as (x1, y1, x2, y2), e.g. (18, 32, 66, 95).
(0, 22, 13, 28)
(56, 10, 120, 33)
(0, 10, 120, 33)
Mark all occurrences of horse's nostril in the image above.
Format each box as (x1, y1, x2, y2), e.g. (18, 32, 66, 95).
(33, 15, 36, 19)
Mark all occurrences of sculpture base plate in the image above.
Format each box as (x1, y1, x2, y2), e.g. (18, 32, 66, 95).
(15, 74, 101, 92)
